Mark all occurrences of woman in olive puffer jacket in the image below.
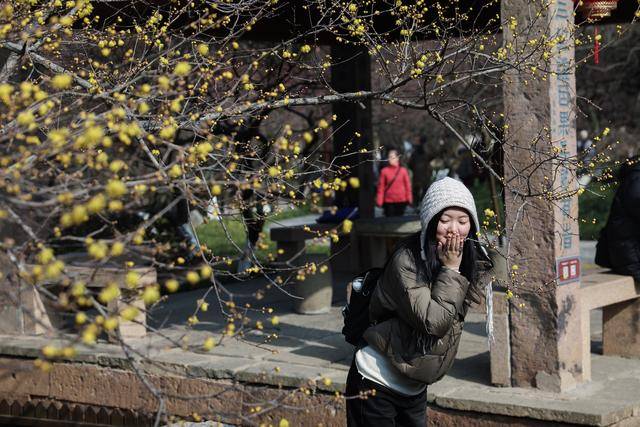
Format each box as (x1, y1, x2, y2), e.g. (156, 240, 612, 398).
(346, 177, 490, 427)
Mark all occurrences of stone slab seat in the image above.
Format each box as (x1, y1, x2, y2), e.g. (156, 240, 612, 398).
(24, 253, 156, 342)
(269, 216, 421, 273)
(354, 216, 421, 271)
(580, 271, 640, 381)
(490, 271, 639, 387)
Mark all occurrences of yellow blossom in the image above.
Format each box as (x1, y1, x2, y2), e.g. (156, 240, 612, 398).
(349, 177, 360, 188)
(51, 74, 73, 90)
(98, 283, 120, 303)
(342, 219, 353, 234)
(120, 306, 139, 321)
(484, 208, 495, 218)
(303, 132, 313, 143)
(125, 271, 140, 288)
(103, 317, 119, 331)
(71, 281, 86, 297)
(0, 83, 13, 104)
(211, 184, 222, 196)
(71, 205, 89, 224)
(62, 347, 76, 358)
(76, 312, 87, 324)
(42, 345, 59, 358)
(110, 241, 125, 256)
(165, 279, 180, 293)
(173, 61, 192, 76)
(200, 265, 213, 278)
(106, 179, 127, 198)
(82, 328, 97, 345)
(138, 102, 150, 114)
(271, 316, 280, 326)
(17, 111, 35, 127)
(203, 336, 216, 351)
(159, 125, 176, 140)
(109, 160, 126, 173)
(142, 285, 160, 304)
(108, 200, 123, 212)
(82, 126, 104, 146)
(37, 247, 55, 264)
(186, 271, 200, 284)
(45, 261, 64, 280)
(196, 142, 213, 156)
(158, 75, 171, 90)
(168, 164, 183, 178)
(87, 194, 106, 214)
(197, 43, 209, 55)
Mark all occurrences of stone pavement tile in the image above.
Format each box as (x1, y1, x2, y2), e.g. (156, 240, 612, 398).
(272, 336, 352, 368)
(263, 307, 344, 341)
(200, 339, 269, 360)
(262, 345, 344, 369)
(316, 368, 349, 394)
(242, 331, 305, 350)
(233, 361, 329, 389)
(147, 347, 258, 376)
(190, 355, 262, 380)
(429, 383, 624, 426)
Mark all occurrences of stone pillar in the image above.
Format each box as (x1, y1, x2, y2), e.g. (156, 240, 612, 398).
(330, 44, 375, 219)
(501, 0, 584, 391)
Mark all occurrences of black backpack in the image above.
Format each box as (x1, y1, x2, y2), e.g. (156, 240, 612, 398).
(341, 267, 385, 346)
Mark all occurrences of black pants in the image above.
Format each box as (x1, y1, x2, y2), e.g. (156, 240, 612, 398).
(383, 202, 407, 217)
(345, 358, 427, 427)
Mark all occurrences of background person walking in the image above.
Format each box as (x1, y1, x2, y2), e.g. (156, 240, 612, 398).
(376, 149, 413, 216)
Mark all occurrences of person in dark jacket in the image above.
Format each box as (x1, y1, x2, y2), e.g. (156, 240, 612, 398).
(346, 177, 489, 426)
(595, 156, 640, 281)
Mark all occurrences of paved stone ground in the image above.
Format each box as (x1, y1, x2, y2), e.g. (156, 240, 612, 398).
(3, 241, 638, 425)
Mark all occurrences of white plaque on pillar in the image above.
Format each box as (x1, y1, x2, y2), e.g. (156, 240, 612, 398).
(549, 0, 580, 283)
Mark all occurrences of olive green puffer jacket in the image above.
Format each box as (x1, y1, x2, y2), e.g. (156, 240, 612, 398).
(362, 234, 477, 385)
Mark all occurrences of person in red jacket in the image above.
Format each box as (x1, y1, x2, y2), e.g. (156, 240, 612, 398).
(376, 149, 413, 216)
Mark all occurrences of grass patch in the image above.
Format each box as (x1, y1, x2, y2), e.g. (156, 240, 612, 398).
(196, 205, 329, 260)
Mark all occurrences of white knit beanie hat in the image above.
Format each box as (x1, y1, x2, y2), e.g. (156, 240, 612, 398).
(419, 177, 480, 261)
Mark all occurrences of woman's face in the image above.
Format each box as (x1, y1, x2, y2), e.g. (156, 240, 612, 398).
(435, 207, 471, 246)
(388, 150, 399, 166)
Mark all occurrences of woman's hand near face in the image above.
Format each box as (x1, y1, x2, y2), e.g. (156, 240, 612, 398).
(437, 232, 464, 271)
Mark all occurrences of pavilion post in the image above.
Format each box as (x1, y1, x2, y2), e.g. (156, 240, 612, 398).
(501, 0, 585, 391)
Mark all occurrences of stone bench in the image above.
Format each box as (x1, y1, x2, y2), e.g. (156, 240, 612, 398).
(270, 216, 421, 273)
(269, 223, 337, 266)
(353, 216, 421, 271)
(270, 223, 338, 314)
(490, 270, 639, 386)
(4, 254, 155, 343)
(580, 271, 639, 381)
